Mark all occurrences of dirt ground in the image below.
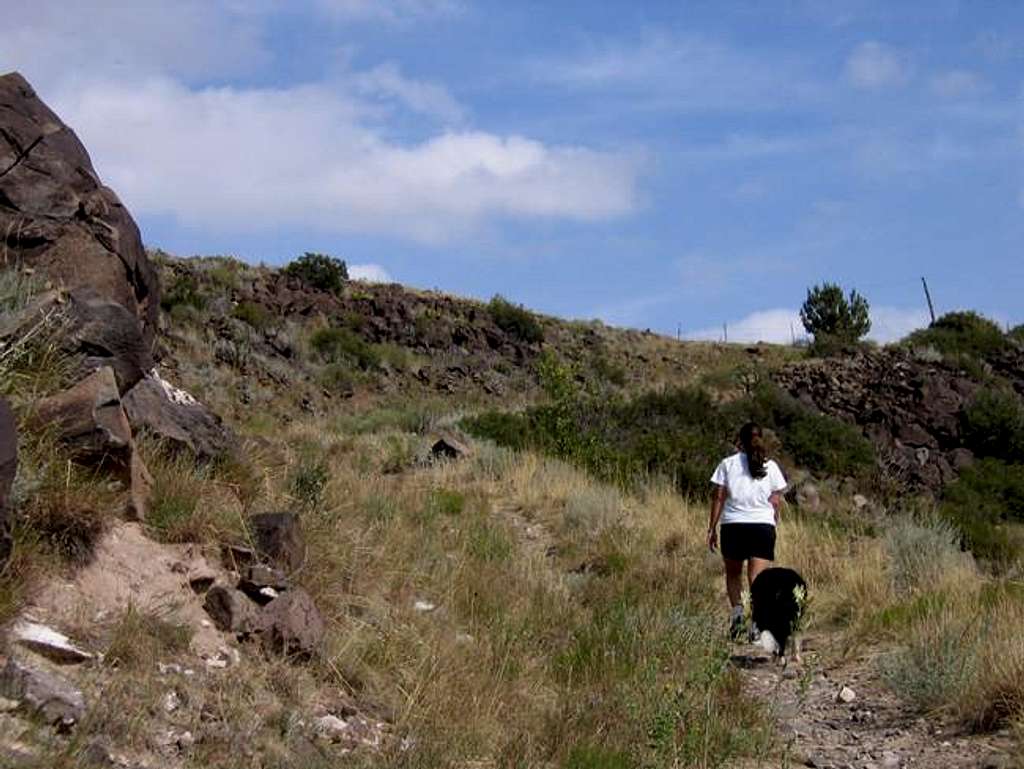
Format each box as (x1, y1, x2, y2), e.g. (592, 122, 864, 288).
(736, 633, 1018, 769)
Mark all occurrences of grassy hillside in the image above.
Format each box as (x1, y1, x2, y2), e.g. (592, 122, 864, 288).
(3, 257, 1024, 767)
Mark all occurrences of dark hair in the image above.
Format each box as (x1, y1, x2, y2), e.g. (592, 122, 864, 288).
(739, 422, 767, 479)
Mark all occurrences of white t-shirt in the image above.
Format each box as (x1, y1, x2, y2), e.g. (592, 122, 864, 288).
(710, 452, 787, 526)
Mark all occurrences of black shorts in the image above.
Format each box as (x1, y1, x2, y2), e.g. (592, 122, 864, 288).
(720, 523, 776, 562)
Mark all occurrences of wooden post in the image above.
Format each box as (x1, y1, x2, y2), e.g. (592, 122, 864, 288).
(921, 277, 936, 325)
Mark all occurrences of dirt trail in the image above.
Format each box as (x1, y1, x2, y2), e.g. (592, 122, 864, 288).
(735, 634, 1016, 769)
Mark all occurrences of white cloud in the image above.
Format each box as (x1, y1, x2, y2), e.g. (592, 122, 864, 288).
(315, 0, 463, 22)
(53, 77, 638, 244)
(687, 309, 805, 344)
(352, 62, 466, 124)
(349, 263, 393, 282)
(686, 305, 928, 344)
(2, 1, 267, 90)
(868, 306, 929, 342)
(533, 33, 820, 110)
(844, 42, 910, 90)
(929, 70, 991, 99)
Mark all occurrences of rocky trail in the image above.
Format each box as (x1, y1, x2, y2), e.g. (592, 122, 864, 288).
(735, 634, 1016, 769)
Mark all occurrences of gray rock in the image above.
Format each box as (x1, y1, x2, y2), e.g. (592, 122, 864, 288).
(796, 482, 822, 513)
(0, 73, 159, 349)
(12, 620, 94, 664)
(203, 585, 257, 635)
(0, 658, 86, 727)
(239, 564, 291, 605)
(32, 366, 132, 456)
(122, 373, 236, 462)
(256, 587, 325, 659)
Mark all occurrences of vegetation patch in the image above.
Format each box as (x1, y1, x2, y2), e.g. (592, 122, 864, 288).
(464, 357, 875, 495)
(283, 252, 348, 295)
(488, 294, 545, 344)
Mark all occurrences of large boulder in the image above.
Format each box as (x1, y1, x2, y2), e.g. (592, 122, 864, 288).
(256, 588, 324, 659)
(0, 658, 86, 728)
(32, 366, 132, 457)
(0, 72, 159, 384)
(0, 397, 16, 567)
(31, 366, 152, 519)
(122, 371, 236, 461)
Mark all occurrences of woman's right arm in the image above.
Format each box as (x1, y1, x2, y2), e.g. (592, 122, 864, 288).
(707, 483, 726, 552)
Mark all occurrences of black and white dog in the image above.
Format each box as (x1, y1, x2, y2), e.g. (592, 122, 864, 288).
(750, 567, 808, 666)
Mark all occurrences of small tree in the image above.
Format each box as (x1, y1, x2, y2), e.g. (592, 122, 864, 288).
(799, 282, 871, 344)
(283, 252, 348, 295)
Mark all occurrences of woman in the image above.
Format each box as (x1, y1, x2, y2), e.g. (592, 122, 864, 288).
(706, 422, 787, 640)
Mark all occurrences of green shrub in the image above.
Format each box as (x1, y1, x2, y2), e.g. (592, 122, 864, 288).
(799, 282, 871, 344)
(466, 379, 875, 496)
(232, 300, 273, 331)
(488, 294, 544, 344)
(283, 252, 348, 294)
(160, 275, 206, 313)
(941, 458, 1024, 564)
(903, 311, 1008, 360)
(309, 327, 380, 370)
(962, 387, 1024, 463)
(1009, 325, 1024, 345)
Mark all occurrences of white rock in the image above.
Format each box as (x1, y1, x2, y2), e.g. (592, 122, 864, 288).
(12, 620, 93, 664)
(880, 752, 900, 769)
(163, 691, 182, 713)
(413, 600, 436, 613)
(853, 494, 869, 510)
(177, 730, 195, 749)
(836, 685, 857, 703)
(315, 714, 350, 738)
(259, 586, 280, 600)
(455, 632, 475, 645)
(0, 696, 19, 712)
(158, 662, 183, 676)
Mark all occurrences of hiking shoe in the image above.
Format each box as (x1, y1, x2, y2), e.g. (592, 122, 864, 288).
(729, 611, 745, 641)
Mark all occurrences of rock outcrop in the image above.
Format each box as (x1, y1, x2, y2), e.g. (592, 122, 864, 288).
(32, 366, 153, 519)
(121, 371, 236, 461)
(0, 72, 159, 363)
(773, 349, 981, 492)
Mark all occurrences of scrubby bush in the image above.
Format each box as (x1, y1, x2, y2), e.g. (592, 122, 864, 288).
(160, 274, 205, 314)
(799, 282, 871, 345)
(941, 458, 1024, 565)
(283, 252, 348, 294)
(488, 294, 544, 344)
(962, 387, 1024, 463)
(309, 327, 380, 370)
(466, 376, 876, 496)
(231, 300, 273, 331)
(903, 311, 1008, 360)
(1010, 325, 1024, 345)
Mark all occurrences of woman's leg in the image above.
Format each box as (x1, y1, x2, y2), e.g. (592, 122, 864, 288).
(747, 557, 771, 589)
(724, 558, 744, 607)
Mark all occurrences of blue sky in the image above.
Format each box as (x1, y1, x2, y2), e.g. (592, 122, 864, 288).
(6, 0, 1023, 342)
